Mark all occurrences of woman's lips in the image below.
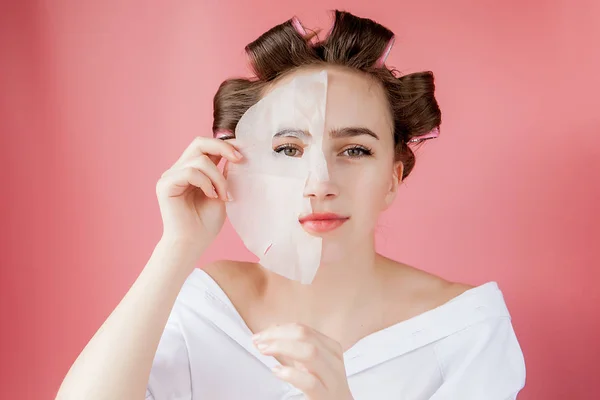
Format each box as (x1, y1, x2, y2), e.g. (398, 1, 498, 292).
(298, 213, 349, 234)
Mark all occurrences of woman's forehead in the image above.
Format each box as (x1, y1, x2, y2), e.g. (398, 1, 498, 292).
(265, 66, 392, 137)
(324, 68, 391, 133)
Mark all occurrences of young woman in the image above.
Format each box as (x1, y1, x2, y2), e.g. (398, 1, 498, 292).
(56, 10, 526, 400)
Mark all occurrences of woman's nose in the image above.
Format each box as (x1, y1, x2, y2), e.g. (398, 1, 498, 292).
(303, 174, 339, 199)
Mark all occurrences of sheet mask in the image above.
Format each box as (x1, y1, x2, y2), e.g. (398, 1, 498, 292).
(225, 70, 332, 284)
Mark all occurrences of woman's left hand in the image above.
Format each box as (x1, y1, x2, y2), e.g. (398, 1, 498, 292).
(253, 323, 354, 400)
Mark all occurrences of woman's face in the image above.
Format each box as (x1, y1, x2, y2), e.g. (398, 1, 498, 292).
(266, 65, 402, 245)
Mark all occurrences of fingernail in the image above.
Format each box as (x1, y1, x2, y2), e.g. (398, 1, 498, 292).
(252, 333, 261, 341)
(256, 343, 268, 351)
(233, 150, 243, 159)
(211, 188, 218, 198)
(227, 191, 233, 201)
(272, 365, 282, 373)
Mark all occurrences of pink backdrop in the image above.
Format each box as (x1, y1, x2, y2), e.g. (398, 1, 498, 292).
(1, 1, 598, 399)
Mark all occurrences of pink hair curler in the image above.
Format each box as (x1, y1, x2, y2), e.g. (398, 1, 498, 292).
(324, 16, 336, 40)
(291, 16, 307, 36)
(407, 127, 440, 143)
(374, 35, 395, 68)
(214, 129, 234, 139)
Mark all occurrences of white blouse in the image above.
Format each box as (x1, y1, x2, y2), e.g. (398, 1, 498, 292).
(145, 269, 526, 400)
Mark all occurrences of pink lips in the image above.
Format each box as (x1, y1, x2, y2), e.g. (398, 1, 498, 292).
(298, 213, 349, 234)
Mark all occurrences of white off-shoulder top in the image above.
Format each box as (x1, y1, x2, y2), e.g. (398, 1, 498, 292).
(146, 269, 526, 400)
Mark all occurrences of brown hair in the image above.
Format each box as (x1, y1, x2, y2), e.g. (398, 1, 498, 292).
(212, 10, 441, 180)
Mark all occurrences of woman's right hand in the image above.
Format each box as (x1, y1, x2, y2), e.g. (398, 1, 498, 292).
(155, 136, 243, 257)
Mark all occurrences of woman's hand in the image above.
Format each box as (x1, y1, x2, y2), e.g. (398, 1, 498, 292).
(155, 136, 243, 259)
(252, 323, 354, 400)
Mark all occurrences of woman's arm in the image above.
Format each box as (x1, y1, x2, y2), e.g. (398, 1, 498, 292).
(55, 238, 201, 400)
(55, 134, 241, 399)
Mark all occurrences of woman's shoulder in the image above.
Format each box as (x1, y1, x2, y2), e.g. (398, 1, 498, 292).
(378, 255, 476, 314)
(199, 259, 266, 305)
(380, 258, 517, 347)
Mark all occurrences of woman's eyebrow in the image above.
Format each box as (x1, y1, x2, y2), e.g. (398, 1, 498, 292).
(273, 127, 379, 140)
(330, 127, 379, 140)
(273, 129, 310, 139)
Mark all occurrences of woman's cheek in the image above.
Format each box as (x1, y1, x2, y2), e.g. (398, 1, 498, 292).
(352, 171, 390, 214)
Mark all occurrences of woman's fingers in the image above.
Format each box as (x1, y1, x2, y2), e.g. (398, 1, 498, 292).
(174, 136, 243, 168)
(157, 165, 218, 199)
(253, 323, 342, 360)
(253, 323, 353, 399)
(271, 365, 324, 395)
(258, 339, 320, 363)
(258, 339, 338, 384)
(162, 155, 229, 201)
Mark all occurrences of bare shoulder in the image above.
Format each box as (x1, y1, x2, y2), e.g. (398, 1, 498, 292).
(201, 259, 266, 301)
(416, 275, 475, 311)
(202, 259, 252, 280)
(378, 255, 475, 312)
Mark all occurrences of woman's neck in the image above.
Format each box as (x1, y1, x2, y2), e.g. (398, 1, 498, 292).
(261, 238, 387, 337)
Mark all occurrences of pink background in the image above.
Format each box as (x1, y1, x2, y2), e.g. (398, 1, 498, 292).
(1, 1, 598, 399)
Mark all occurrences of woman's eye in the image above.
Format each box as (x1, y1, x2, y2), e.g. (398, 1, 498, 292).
(341, 146, 372, 158)
(274, 145, 371, 158)
(275, 145, 303, 157)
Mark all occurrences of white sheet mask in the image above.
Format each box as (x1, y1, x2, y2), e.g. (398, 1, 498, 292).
(225, 70, 332, 284)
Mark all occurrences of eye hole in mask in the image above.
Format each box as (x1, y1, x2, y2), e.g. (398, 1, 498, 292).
(274, 143, 304, 157)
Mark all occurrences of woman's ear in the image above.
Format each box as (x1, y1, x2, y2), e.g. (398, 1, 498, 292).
(383, 161, 403, 209)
